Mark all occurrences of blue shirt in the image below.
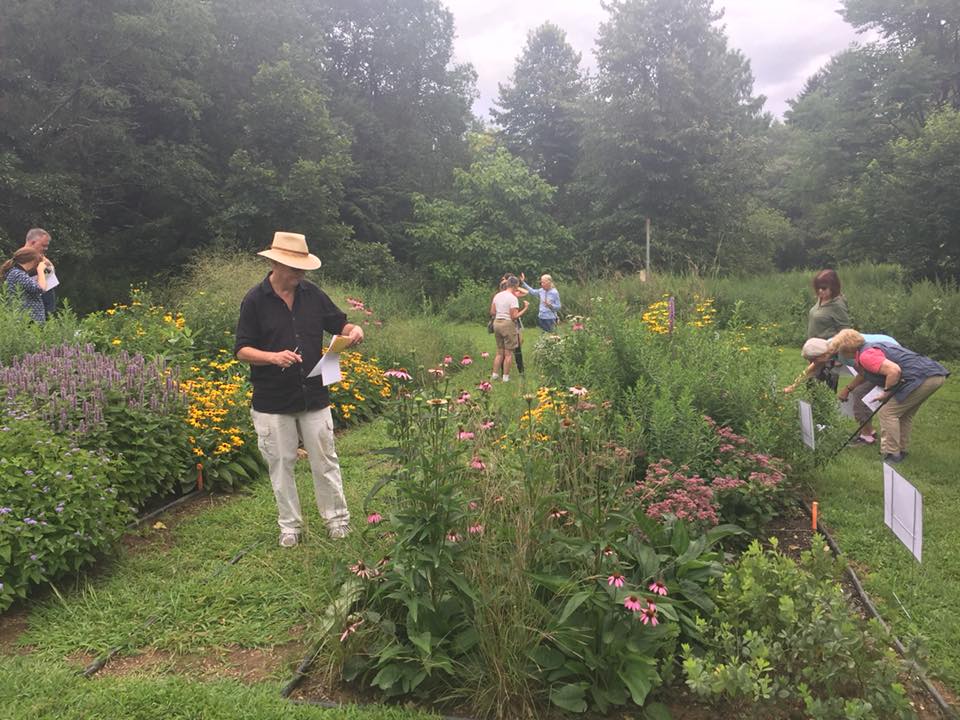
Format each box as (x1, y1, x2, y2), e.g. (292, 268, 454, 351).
(5, 266, 46, 322)
(521, 282, 561, 321)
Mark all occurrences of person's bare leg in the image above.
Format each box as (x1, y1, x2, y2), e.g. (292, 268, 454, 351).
(492, 349, 504, 377)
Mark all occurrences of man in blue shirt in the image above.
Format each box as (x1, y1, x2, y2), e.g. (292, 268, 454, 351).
(520, 272, 561, 332)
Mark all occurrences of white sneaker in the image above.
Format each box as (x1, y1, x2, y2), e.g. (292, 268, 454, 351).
(279, 532, 300, 548)
(328, 525, 350, 540)
(491, 373, 499, 380)
(502, 375, 510, 382)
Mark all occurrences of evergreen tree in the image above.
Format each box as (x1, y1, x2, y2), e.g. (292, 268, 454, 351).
(491, 23, 586, 189)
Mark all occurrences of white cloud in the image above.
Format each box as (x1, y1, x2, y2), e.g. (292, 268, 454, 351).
(442, 0, 864, 119)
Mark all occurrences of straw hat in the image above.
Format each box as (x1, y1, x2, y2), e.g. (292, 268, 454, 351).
(257, 232, 321, 270)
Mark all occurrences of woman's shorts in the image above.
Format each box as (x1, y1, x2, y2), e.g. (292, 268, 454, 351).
(493, 319, 519, 350)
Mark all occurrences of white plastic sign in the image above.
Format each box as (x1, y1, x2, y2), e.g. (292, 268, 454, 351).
(798, 400, 815, 450)
(883, 463, 923, 562)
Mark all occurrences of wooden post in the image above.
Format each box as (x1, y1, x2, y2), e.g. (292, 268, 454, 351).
(645, 216, 651, 276)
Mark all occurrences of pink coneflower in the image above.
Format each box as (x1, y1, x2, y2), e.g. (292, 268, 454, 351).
(457, 429, 475, 441)
(374, 320, 383, 327)
(456, 391, 471, 404)
(648, 581, 668, 596)
(461, 355, 473, 366)
(446, 531, 462, 543)
(548, 507, 568, 519)
(602, 545, 615, 557)
(364, 308, 374, 316)
(468, 501, 479, 510)
(608, 572, 625, 588)
(350, 561, 378, 580)
(569, 385, 588, 396)
(366, 512, 383, 525)
(623, 595, 642, 612)
(477, 381, 493, 392)
(470, 457, 486, 470)
(443, 355, 453, 365)
(468, 523, 484, 536)
(384, 368, 412, 380)
(480, 419, 495, 430)
(572, 322, 584, 331)
(340, 618, 364, 642)
(640, 602, 659, 625)
(428, 367, 445, 378)
(493, 495, 505, 504)
(480, 351, 490, 358)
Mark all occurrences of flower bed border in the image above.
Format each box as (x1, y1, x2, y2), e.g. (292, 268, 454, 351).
(276, 501, 959, 719)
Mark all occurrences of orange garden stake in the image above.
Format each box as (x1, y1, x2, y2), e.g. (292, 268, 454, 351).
(811, 501, 819, 531)
(196, 462, 204, 491)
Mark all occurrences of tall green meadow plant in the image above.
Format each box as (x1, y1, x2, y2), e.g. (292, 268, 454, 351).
(0, 287, 82, 365)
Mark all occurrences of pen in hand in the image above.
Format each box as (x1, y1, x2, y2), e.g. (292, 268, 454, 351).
(281, 346, 301, 373)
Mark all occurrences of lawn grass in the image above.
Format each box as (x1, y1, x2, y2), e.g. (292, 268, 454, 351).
(0, 654, 437, 720)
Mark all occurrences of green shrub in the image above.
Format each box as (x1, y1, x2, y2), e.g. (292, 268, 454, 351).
(0, 287, 83, 365)
(0, 417, 131, 611)
(441, 278, 496, 323)
(78, 286, 194, 363)
(532, 301, 846, 473)
(0, 345, 193, 509)
(683, 539, 914, 719)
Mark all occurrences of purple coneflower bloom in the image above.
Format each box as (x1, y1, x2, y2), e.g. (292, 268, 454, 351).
(623, 595, 642, 612)
(648, 581, 668, 596)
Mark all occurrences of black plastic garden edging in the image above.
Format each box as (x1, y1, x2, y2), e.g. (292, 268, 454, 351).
(129, 488, 203, 529)
(799, 498, 958, 719)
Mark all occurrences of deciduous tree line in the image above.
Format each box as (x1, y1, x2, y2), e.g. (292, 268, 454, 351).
(1, 0, 957, 308)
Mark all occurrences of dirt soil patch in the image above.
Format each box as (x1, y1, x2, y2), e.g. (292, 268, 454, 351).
(66, 640, 305, 684)
(122, 491, 238, 556)
(0, 607, 33, 655)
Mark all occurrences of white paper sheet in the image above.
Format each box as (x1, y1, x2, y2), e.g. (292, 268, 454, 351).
(861, 385, 887, 412)
(798, 400, 815, 450)
(884, 463, 923, 561)
(838, 397, 857, 419)
(306, 334, 349, 386)
(45, 270, 60, 291)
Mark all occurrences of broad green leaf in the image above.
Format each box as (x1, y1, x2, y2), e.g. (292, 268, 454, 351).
(549, 683, 588, 713)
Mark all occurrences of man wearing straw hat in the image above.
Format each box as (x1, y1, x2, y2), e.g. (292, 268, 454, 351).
(235, 231, 364, 546)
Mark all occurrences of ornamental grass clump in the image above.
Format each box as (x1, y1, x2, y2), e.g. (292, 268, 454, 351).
(0, 344, 192, 508)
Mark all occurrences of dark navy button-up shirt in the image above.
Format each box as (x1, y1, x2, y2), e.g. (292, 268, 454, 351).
(234, 274, 347, 414)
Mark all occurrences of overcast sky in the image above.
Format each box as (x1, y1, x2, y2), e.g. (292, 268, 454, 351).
(442, 0, 867, 120)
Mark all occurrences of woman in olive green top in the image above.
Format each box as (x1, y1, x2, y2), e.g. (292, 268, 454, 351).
(807, 269, 851, 391)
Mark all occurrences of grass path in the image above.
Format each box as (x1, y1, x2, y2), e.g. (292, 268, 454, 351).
(0, 418, 440, 719)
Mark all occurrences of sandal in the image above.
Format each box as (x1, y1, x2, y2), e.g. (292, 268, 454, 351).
(852, 433, 876, 445)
